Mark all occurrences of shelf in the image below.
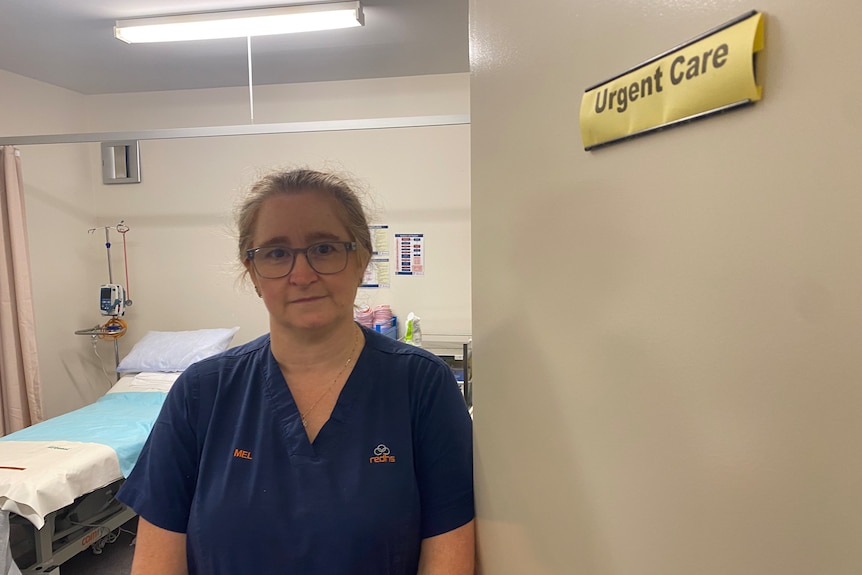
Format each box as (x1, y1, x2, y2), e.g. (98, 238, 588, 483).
(420, 334, 471, 359)
(418, 334, 472, 408)
(75, 327, 116, 336)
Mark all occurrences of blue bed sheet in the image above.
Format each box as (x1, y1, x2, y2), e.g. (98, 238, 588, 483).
(0, 392, 167, 476)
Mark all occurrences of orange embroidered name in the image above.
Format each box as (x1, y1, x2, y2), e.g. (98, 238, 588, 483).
(233, 449, 253, 460)
(369, 455, 396, 463)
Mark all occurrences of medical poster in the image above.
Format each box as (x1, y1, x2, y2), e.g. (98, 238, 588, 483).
(362, 258, 390, 288)
(395, 234, 424, 276)
(370, 224, 389, 256)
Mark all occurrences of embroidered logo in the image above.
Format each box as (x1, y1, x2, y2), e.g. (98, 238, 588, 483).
(369, 444, 396, 463)
(233, 448, 253, 460)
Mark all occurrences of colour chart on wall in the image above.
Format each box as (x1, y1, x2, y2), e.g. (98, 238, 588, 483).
(395, 234, 424, 276)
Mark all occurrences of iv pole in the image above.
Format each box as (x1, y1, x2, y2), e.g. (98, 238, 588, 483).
(75, 222, 133, 375)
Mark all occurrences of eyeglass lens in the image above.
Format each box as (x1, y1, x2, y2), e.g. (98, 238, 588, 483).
(252, 242, 350, 278)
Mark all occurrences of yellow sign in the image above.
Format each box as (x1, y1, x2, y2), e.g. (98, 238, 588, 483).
(579, 11, 765, 150)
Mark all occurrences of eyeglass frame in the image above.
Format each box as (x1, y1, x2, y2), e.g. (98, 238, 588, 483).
(245, 241, 358, 279)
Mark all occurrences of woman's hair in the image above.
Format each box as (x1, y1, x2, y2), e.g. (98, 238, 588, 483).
(235, 168, 373, 282)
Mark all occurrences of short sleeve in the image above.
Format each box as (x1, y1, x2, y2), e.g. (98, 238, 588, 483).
(413, 360, 474, 538)
(116, 370, 201, 533)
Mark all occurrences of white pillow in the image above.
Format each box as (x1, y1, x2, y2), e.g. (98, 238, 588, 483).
(116, 327, 239, 373)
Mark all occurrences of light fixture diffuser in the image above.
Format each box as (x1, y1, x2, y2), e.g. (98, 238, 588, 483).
(114, 2, 364, 44)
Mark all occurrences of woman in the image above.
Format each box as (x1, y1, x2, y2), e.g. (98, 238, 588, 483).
(117, 169, 475, 574)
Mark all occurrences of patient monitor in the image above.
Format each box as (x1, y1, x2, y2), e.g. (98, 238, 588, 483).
(99, 283, 126, 317)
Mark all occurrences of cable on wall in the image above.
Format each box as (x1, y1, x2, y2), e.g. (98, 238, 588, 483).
(247, 36, 255, 123)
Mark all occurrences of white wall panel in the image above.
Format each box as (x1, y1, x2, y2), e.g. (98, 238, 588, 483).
(471, 2, 862, 573)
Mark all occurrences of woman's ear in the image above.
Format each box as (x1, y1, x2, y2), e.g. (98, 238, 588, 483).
(243, 259, 262, 296)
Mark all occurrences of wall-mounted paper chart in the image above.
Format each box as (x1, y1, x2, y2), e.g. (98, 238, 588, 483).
(370, 224, 389, 256)
(395, 234, 424, 276)
(362, 257, 391, 288)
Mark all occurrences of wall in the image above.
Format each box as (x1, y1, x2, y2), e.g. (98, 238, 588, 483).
(86, 73, 469, 129)
(471, 1, 862, 574)
(0, 70, 89, 136)
(6, 72, 470, 417)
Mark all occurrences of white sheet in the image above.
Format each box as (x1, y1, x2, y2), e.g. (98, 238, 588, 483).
(106, 371, 182, 394)
(0, 510, 22, 575)
(0, 441, 121, 529)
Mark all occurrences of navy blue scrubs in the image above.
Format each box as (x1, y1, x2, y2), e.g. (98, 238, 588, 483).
(117, 327, 474, 574)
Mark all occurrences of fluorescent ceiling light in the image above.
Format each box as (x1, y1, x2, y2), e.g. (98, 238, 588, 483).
(114, 2, 364, 43)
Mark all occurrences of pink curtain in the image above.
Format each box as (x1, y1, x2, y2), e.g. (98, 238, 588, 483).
(0, 146, 43, 434)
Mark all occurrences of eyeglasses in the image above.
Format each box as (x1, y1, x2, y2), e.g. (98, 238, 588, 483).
(246, 241, 357, 279)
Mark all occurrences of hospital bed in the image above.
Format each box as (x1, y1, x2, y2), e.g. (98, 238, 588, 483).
(0, 372, 179, 574)
(0, 327, 237, 573)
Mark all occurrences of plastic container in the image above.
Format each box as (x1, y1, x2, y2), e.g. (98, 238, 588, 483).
(373, 316, 398, 340)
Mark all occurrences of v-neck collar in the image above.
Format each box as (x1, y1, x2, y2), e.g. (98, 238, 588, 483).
(262, 333, 368, 461)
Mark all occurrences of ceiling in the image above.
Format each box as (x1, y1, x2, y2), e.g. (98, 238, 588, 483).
(0, 0, 469, 95)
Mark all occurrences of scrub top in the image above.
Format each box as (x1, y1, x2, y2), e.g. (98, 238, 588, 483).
(117, 327, 474, 575)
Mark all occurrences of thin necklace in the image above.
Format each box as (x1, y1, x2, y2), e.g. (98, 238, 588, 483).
(300, 329, 360, 428)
